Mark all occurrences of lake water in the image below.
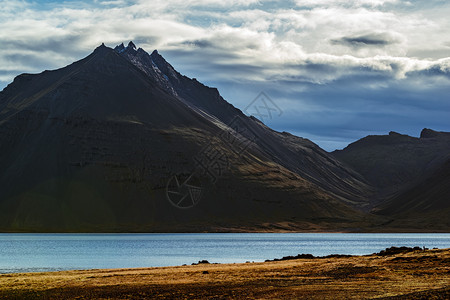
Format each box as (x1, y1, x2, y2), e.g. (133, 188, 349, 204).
(0, 233, 449, 274)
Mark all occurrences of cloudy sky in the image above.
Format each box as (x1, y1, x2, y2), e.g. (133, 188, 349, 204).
(1, 0, 449, 150)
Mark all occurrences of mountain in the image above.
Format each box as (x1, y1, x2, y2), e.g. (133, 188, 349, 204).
(371, 157, 450, 230)
(114, 42, 373, 208)
(0, 42, 448, 232)
(333, 129, 450, 201)
(0, 42, 376, 232)
(375, 158, 450, 226)
(333, 129, 450, 231)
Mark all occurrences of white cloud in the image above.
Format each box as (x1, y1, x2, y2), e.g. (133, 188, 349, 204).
(0, 0, 449, 151)
(0, 0, 448, 86)
(294, 0, 401, 8)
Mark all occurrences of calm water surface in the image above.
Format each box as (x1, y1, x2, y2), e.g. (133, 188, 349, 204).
(0, 233, 449, 273)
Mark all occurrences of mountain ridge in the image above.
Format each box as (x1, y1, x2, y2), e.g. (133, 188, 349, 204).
(0, 42, 448, 232)
(0, 42, 375, 232)
(113, 42, 373, 208)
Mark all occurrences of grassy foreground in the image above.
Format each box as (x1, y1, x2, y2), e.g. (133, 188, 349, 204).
(0, 248, 449, 299)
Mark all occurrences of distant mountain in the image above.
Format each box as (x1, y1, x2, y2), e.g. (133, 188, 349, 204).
(333, 129, 450, 231)
(333, 129, 450, 200)
(371, 158, 450, 230)
(382, 157, 450, 213)
(0, 42, 374, 232)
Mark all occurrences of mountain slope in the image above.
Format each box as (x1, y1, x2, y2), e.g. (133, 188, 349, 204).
(1, 42, 447, 232)
(376, 158, 450, 214)
(370, 158, 450, 230)
(333, 129, 450, 201)
(0, 43, 376, 232)
(115, 42, 373, 209)
(333, 129, 450, 230)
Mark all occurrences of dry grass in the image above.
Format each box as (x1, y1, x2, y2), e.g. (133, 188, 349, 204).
(0, 248, 449, 299)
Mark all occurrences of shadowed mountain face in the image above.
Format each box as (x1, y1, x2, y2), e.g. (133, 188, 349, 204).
(370, 156, 450, 230)
(0, 42, 375, 232)
(0, 42, 448, 232)
(333, 130, 450, 197)
(333, 129, 450, 229)
(114, 42, 372, 209)
(376, 158, 450, 212)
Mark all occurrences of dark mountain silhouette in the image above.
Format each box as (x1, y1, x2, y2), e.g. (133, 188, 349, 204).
(0, 42, 375, 232)
(333, 129, 450, 199)
(367, 158, 450, 231)
(376, 158, 450, 211)
(0, 42, 448, 232)
(333, 129, 450, 230)
(114, 42, 372, 209)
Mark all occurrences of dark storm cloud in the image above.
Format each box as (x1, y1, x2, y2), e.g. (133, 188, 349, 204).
(129, 36, 161, 48)
(180, 39, 214, 48)
(177, 38, 261, 51)
(163, 47, 239, 61)
(267, 62, 395, 86)
(208, 65, 450, 151)
(3, 53, 67, 72)
(264, 81, 450, 151)
(2, 35, 87, 57)
(161, 48, 266, 82)
(302, 63, 337, 73)
(412, 64, 450, 78)
(332, 32, 400, 48)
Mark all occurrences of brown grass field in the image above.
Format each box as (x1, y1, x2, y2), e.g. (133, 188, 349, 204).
(0, 248, 449, 299)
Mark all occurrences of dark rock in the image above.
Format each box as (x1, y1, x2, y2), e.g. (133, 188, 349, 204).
(375, 246, 423, 256)
(192, 260, 210, 265)
(266, 253, 316, 262)
(322, 254, 353, 259)
(198, 260, 210, 264)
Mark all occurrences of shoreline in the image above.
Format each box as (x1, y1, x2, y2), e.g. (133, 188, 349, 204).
(1, 244, 447, 275)
(2, 230, 450, 233)
(1, 247, 449, 299)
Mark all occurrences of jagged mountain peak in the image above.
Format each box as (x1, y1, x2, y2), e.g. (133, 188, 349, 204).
(112, 41, 138, 55)
(127, 41, 136, 50)
(114, 42, 125, 52)
(112, 41, 184, 99)
(112, 42, 167, 69)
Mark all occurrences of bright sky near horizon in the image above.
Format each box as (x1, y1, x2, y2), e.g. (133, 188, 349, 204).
(1, 0, 449, 150)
